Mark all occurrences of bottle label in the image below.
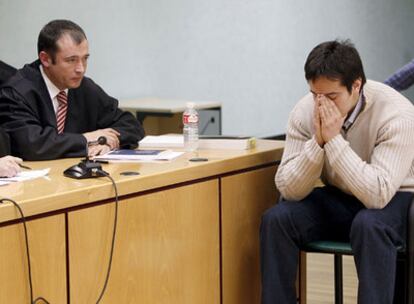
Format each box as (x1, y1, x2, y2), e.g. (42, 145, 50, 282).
(183, 113, 199, 124)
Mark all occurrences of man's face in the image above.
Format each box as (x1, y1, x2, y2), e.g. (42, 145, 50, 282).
(309, 76, 361, 117)
(40, 34, 89, 90)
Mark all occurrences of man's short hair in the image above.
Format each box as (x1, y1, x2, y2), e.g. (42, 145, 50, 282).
(304, 40, 366, 93)
(37, 19, 87, 63)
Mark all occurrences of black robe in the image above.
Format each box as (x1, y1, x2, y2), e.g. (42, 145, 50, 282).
(0, 60, 17, 86)
(0, 60, 144, 160)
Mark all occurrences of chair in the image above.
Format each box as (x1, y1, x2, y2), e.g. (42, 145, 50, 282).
(299, 197, 414, 304)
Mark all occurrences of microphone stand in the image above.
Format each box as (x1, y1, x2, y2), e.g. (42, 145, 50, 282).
(80, 136, 108, 175)
(64, 136, 109, 179)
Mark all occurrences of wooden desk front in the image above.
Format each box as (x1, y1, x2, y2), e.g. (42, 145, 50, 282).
(0, 140, 283, 304)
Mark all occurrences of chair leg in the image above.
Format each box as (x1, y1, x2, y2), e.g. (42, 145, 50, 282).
(334, 254, 343, 304)
(298, 251, 307, 304)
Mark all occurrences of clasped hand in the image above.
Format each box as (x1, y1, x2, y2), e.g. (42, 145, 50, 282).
(313, 95, 345, 147)
(83, 128, 120, 156)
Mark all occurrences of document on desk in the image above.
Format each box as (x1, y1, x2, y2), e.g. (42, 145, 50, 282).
(0, 168, 50, 185)
(139, 135, 256, 150)
(94, 149, 184, 162)
(139, 135, 184, 148)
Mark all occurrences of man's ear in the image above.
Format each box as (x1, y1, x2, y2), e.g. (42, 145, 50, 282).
(39, 51, 52, 68)
(353, 78, 362, 93)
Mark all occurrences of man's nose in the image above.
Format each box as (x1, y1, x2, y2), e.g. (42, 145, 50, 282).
(75, 61, 85, 73)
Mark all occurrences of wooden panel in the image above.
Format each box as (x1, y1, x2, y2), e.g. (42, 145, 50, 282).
(221, 166, 279, 304)
(69, 179, 220, 304)
(143, 113, 182, 135)
(0, 214, 67, 303)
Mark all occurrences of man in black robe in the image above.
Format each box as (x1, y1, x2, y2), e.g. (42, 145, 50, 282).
(0, 19, 144, 160)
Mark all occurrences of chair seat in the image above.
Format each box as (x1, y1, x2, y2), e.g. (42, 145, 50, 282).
(303, 241, 405, 255)
(304, 241, 353, 255)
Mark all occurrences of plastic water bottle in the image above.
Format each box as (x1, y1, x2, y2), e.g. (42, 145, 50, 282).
(183, 102, 199, 152)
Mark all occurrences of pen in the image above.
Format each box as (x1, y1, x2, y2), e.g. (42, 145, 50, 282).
(19, 164, 32, 170)
(94, 160, 109, 164)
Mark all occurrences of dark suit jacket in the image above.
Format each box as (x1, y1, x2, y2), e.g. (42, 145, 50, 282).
(0, 60, 144, 160)
(0, 127, 11, 157)
(0, 61, 17, 86)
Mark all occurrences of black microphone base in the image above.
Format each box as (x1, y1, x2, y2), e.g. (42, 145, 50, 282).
(64, 160, 107, 179)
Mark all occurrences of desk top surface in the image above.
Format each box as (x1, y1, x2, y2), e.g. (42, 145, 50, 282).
(0, 140, 283, 223)
(119, 98, 222, 113)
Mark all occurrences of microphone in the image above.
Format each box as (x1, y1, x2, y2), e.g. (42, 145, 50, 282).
(88, 136, 107, 146)
(85, 136, 107, 161)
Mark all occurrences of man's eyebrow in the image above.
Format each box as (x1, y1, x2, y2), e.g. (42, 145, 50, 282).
(63, 53, 90, 60)
(63, 55, 78, 59)
(310, 90, 339, 95)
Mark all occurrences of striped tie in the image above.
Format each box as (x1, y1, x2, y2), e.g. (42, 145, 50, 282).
(56, 91, 68, 134)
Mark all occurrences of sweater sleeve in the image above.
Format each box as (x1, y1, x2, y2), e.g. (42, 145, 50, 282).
(384, 59, 414, 91)
(275, 110, 325, 201)
(324, 119, 414, 209)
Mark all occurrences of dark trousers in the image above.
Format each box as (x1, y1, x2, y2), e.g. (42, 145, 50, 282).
(260, 186, 413, 304)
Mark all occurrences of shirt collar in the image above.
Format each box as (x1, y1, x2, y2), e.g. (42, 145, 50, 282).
(343, 90, 365, 131)
(39, 64, 68, 100)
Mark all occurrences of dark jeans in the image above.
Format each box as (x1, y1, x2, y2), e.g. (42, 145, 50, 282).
(260, 186, 413, 304)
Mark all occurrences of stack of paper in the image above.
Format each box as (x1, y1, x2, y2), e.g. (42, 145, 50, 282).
(199, 136, 256, 150)
(139, 135, 256, 150)
(139, 135, 184, 148)
(94, 149, 183, 162)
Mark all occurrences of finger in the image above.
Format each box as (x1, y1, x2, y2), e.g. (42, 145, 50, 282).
(106, 137, 119, 149)
(88, 146, 98, 157)
(319, 104, 328, 124)
(330, 102, 342, 117)
(105, 132, 119, 141)
(107, 134, 120, 147)
(104, 132, 119, 144)
(103, 128, 121, 136)
(12, 165, 20, 177)
(110, 141, 120, 150)
(12, 157, 23, 164)
(97, 145, 111, 155)
(315, 104, 320, 120)
(3, 155, 22, 162)
(317, 94, 328, 103)
(321, 99, 334, 117)
(108, 128, 121, 136)
(12, 161, 22, 173)
(5, 163, 19, 177)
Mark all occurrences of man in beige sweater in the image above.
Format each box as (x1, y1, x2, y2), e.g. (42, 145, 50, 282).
(260, 40, 414, 304)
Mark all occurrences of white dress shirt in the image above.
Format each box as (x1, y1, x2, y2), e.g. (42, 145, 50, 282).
(39, 64, 68, 114)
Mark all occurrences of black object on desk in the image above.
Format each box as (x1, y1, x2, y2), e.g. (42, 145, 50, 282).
(189, 157, 208, 162)
(64, 160, 107, 179)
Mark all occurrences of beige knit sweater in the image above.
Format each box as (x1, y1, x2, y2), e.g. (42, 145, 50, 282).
(275, 80, 414, 209)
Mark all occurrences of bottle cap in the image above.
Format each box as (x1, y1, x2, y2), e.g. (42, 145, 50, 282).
(186, 102, 195, 108)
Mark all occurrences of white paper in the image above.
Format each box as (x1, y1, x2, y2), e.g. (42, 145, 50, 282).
(0, 168, 50, 183)
(139, 135, 184, 148)
(94, 150, 184, 162)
